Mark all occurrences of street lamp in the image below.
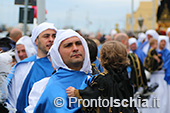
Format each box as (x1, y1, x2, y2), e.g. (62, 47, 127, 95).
(138, 16, 144, 32)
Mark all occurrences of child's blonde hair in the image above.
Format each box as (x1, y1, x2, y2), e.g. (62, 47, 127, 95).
(149, 38, 157, 47)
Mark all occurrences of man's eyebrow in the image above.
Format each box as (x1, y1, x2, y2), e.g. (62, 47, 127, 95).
(76, 40, 81, 42)
(42, 33, 56, 35)
(42, 33, 50, 36)
(63, 42, 72, 45)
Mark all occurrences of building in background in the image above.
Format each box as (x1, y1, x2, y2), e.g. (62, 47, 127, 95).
(126, 0, 159, 33)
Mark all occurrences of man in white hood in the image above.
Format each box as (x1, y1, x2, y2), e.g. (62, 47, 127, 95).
(139, 29, 159, 55)
(15, 36, 37, 62)
(32, 29, 91, 113)
(6, 22, 57, 112)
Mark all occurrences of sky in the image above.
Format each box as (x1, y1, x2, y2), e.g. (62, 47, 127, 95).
(0, 0, 152, 34)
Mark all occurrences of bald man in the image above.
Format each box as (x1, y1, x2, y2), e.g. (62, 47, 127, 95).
(10, 28, 23, 42)
(114, 33, 129, 51)
(7, 22, 57, 112)
(115, 33, 148, 93)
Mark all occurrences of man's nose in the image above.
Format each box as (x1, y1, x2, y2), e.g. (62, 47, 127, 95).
(73, 44, 78, 51)
(49, 35, 54, 42)
(19, 52, 24, 57)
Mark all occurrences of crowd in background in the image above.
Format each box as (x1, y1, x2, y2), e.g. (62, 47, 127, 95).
(0, 23, 170, 113)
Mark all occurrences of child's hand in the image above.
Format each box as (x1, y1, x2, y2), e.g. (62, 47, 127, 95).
(158, 54, 162, 57)
(157, 59, 160, 63)
(66, 86, 76, 97)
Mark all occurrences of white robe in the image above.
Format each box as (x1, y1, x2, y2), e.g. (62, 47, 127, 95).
(140, 69, 169, 113)
(25, 77, 50, 113)
(142, 42, 150, 55)
(7, 62, 34, 109)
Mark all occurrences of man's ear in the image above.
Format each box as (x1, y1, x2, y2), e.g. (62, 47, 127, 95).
(121, 40, 125, 45)
(35, 38, 38, 46)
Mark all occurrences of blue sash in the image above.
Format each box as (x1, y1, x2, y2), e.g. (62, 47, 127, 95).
(33, 68, 88, 113)
(158, 48, 170, 69)
(164, 62, 170, 85)
(134, 49, 146, 64)
(158, 49, 170, 85)
(139, 41, 148, 50)
(16, 57, 54, 113)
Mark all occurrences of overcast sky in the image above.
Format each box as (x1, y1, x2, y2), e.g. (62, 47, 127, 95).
(0, 0, 152, 34)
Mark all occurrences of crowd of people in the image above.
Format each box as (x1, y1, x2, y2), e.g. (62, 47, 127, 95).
(0, 22, 170, 113)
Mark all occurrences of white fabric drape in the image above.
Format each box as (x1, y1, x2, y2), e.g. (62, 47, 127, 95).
(48, 29, 92, 74)
(15, 36, 37, 62)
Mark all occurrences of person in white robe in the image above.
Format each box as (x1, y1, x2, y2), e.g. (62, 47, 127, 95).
(0, 51, 15, 112)
(137, 33, 146, 49)
(129, 37, 146, 64)
(6, 22, 57, 111)
(140, 36, 170, 113)
(139, 29, 159, 55)
(25, 77, 50, 113)
(25, 29, 91, 113)
(15, 36, 37, 62)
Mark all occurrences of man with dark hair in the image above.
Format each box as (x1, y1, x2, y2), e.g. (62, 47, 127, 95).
(7, 22, 57, 113)
(33, 29, 92, 113)
(85, 38, 100, 75)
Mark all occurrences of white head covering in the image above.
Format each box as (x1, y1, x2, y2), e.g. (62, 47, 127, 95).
(48, 29, 92, 73)
(158, 35, 169, 49)
(145, 29, 159, 40)
(15, 36, 37, 62)
(166, 27, 170, 36)
(31, 22, 57, 45)
(129, 38, 137, 46)
(138, 33, 146, 43)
